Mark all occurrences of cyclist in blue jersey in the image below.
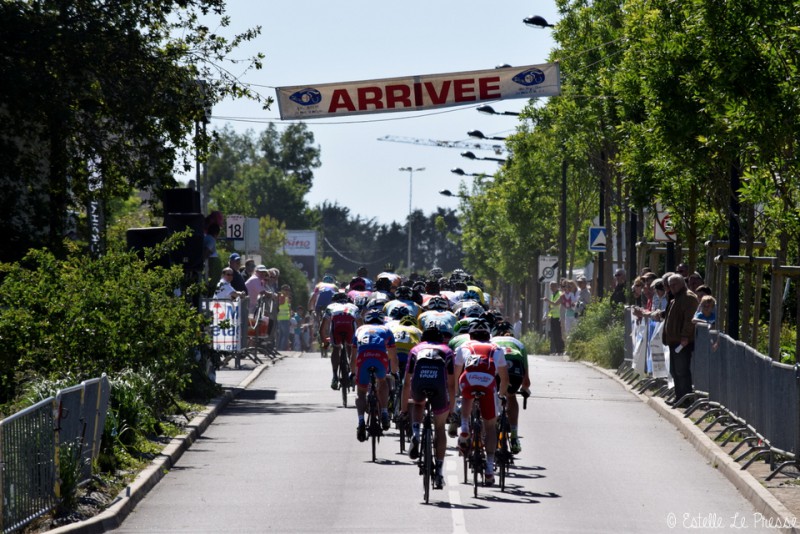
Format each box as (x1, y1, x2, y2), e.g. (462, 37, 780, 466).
(352, 310, 398, 442)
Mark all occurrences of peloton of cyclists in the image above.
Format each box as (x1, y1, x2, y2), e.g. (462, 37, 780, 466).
(352, 309, 399, 442)
(400, 325, 456, 490)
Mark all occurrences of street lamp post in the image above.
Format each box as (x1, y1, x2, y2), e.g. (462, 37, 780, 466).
(399, 166, 425, 273)
(439, 189, 470, 200)
(467, 130, 508, 142)
(477, 105, 521, 117)
(461, 150, 507, 164)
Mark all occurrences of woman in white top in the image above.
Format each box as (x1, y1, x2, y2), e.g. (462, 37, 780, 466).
(561, 279, 580, 336)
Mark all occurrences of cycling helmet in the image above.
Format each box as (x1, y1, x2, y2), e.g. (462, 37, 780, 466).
(428, 267, 444, 280)
(459, 304, 484, 318)
(421, 325, 444, 343)
(349, 277, 366, 291)
(364, 309, 385, 325)
(395, 285, 413, 300)
(399, 314, 419, 328)
(461, 289, 480, 302)
(331, 292, 351, 303)
(357, 266, 369, 277)
(375, 276, 393, 292)
(322, 274, 335, 283)
(425, 296, 450, 311)
(389, 306, 410, 320)
(468, 319, 491, 335)
(383, 262, 395, 272)
(492, 320, 514, 337)
(453, 318, 475, 335)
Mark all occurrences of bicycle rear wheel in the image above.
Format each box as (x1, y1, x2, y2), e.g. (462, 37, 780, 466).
(339, 355, 349, 408)
(422, 426, 432, 503)
(399, 416, 406, 454)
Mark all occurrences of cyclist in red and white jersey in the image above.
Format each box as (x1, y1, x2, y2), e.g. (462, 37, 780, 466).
(319, 292, 361, 390)
(454, 319, 509, 487)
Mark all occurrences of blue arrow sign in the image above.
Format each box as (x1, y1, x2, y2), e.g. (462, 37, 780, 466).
(589, 226, 607, 252)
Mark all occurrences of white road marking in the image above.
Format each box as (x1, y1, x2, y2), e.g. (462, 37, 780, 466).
(447, 458, 469, 534)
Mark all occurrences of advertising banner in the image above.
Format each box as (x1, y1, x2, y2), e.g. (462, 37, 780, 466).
(283, 230, 317, 281)
(206, 299, 245, 351)
(277, 63, 561, 120)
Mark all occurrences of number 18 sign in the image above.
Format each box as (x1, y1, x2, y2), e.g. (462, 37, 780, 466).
(226, 214, 245, 240)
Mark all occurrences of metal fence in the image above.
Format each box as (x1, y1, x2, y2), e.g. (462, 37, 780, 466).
(0, 375, 111, 533)
(621, 308, 800, 479)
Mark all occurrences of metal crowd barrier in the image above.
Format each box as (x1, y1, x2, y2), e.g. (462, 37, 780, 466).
(0, 375, 111, 533)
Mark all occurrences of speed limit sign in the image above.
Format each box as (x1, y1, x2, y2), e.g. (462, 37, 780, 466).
(225, 214, 245, 240)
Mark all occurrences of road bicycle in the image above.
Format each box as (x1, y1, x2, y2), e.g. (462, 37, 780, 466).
(390, 372, 409, 454)
(463, 391, 487, 498)
(334, 333, 351, 407)
(365, 366, 382, 462)
(495, 396, 512, 492)
(417, 394, 435, 503)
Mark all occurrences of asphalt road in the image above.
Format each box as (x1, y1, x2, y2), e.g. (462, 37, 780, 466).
(114, 352, 768, 533)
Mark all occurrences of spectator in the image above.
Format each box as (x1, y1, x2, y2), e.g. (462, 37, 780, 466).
(243, 258, 256, 279)
(694, 285, 712, 298)
(277, 284, 293, 351)
(513, 313, 523, 339)
(687, 272, 704, 293)
(543, 280, 564, 354)
(228, 253, 248, 295)
(245, 264, 271, 312)
(692, 295, 717, 329)
(631, 276, 646, 307)
(676, 263, 690, 279)
(301, 307, 314, 351)
(611, 268, 627, 306)
(213, 267, 244, 300)
(562, 279, 579, 337)
(663, 274, 699, 408)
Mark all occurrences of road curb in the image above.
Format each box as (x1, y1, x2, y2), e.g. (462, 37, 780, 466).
(48, 356, 283, 534)
(586, 362, 799, 534)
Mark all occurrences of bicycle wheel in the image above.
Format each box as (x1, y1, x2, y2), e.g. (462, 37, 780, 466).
(339, 355, 349, 408)
(399, 415, 406, 454)
(422, 426, 432, 503)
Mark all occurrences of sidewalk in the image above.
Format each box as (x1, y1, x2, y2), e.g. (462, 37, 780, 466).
(591, 362, 800, 533)
(48, 350, 303, 534)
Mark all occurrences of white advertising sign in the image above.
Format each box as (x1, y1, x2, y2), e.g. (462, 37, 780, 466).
(277, 63, 561, 120)
(283, 230, 317, 256)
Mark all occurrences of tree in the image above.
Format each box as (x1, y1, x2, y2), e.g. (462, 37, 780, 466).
(0, 0, 265, 262)
(207, 125, 319, 229)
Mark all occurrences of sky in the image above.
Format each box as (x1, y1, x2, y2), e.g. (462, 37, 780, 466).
(190, 1, 559, 226)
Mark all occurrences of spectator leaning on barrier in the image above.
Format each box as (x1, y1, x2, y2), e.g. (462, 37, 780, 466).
(663, 274, 699, 408)
(213, 267, 244, 300)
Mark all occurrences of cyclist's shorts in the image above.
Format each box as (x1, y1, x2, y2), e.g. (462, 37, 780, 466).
(411, 361, 450, 415)
(329, 315, 356, 346)
(459, 373, 498, 420)
(356, 350, 389, 387)
(506, 358, 525, 394)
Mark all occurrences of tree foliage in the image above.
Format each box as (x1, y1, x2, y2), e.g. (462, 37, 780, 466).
(0, 0, 265, 262)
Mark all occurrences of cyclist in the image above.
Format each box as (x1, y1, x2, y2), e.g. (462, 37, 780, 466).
(346, 276, 373, 313)
(319, 292, 361, 390)
(352, 309, 398, 442)
(401, 325, 456, 490)
(356, 266, 374, 291)
(452, 289, 485, 318)
(384, 285, 420, 320)
(454, 319, 509, 487)
(491, 320, 531, 454)
(417, 296, 458, 343)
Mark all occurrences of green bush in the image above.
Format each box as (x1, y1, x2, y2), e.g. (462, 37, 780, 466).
(567, 298, 625, 368)
(0, 243, 207, 406)
(520, 330, 550, 355)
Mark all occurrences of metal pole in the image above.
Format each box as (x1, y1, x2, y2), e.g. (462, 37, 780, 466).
(560, 159, 568, 278)
(399, 167, 424, 274)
